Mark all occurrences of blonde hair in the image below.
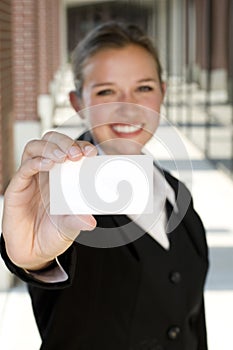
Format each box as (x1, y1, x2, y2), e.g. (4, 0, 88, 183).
(72, 21, 163, 97)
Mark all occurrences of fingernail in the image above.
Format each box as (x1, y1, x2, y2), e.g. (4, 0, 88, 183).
(53, 149, 66, 159)
(41, 158, 53, 164)
(84, 145, 95, 156)
(68, 146, 82, 158)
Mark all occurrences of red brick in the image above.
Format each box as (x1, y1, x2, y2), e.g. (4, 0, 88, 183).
(0, 0, 14, 194)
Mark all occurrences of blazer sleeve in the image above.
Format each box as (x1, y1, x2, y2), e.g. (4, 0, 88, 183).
(0, 234, 77, 289)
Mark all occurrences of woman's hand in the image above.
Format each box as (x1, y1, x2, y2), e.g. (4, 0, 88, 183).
(2, 131, 97, 270)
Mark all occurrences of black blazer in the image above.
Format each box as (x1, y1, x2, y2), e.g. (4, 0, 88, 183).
(0, 133, 209, 350)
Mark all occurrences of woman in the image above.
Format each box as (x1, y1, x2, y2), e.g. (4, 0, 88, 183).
(1, 22, 208, 349)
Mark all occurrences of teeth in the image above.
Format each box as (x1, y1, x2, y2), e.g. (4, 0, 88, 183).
(112, 124, 142, 133)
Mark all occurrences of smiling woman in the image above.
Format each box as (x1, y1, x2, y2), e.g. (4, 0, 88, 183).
(1, 21, 209, 350)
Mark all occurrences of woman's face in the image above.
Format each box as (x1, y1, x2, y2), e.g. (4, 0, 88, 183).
(78, 44, 165, 154)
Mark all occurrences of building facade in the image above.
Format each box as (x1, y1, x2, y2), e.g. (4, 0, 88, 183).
(0, 0, 62, 196)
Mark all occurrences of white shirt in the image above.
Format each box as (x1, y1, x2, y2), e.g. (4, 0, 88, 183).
(128, 165, 177, 250)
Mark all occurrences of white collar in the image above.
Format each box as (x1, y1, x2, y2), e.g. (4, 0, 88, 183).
(128, 166, 178, 250)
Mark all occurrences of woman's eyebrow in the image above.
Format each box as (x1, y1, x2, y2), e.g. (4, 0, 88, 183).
(91, 82, 115, 89)
(91, 79, 158, 89)
(137, 78, 157, 83)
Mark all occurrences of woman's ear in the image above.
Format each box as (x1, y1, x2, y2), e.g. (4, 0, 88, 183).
(161, 82, 166, 100)
(69, 91, 82, 112)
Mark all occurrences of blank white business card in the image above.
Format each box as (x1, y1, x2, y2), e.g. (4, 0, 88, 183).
(49, 155, 153, 215)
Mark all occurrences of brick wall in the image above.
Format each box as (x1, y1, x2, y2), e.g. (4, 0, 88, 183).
(0, 0, 14, 194)
(37, 0, 51, 94)
(51, 0, 61, 76)
(0, 0, 61, 193)
(12, 0, 38, 121)
(38, 0, 61, 95)
(12, 0, 61, 118)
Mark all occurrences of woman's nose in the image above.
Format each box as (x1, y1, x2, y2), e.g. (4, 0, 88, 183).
(117, 91, 137, 104)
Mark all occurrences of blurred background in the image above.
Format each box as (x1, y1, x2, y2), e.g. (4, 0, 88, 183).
(0, 0, 232, 349)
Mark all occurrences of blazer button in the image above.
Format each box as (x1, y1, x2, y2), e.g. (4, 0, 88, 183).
(167, 326, 181, 340)
(169, 271, 181, 284)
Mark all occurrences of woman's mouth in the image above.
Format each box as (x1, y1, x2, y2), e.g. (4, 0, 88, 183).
(110, 123, 144, 137)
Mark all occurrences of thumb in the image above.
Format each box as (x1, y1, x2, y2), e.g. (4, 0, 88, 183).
(55, 214, 97, 241)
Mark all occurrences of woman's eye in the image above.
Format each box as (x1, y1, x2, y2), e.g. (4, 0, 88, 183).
(137, 85, 153, 92)
(96, 89, 114, 96)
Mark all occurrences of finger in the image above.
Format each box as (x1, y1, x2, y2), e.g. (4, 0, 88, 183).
(56, 214, 97, 241)
(42, 131, 76, 152)
(73, 141, 98, 157)
(42, 132, 83, 161)
(42, 132, 97, 160)
(22, 139, 68, 163)
(7, 157, 54, 194)
(42, 131, 84, 160)
(22, 132, 97, 166)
